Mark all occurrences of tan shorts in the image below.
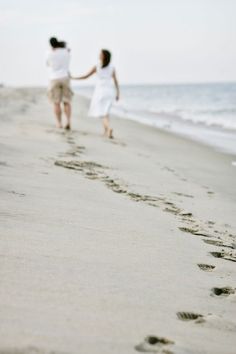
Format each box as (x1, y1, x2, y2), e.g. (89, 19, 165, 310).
(48, 78, 73, 104)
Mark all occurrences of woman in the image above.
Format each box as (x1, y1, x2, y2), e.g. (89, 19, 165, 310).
(71, 49, 120, 138)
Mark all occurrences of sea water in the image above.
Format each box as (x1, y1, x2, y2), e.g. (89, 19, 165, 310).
(75, 82, 236, 156)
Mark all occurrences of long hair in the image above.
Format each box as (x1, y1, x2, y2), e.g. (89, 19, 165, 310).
(101, 49, 111, 68)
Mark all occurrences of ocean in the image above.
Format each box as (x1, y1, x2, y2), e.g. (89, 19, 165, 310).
(75, 82, 236, 156)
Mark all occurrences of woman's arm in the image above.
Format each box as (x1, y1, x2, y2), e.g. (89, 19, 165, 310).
(112, 70, 120, 101)
(70, 66, 96, 80)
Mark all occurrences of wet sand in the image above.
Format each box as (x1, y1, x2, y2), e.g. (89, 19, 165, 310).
(0, 87, 236, 354)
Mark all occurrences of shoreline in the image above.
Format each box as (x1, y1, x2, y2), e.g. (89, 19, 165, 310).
(113, 111, 236, 158)
(75, 89, 236, 158)
(0, 88, 236, 354)
(2, 84, 236, 157)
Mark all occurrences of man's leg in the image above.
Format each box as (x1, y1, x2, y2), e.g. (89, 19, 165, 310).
(54, 103, 62, 128)
(64, 102, 71, 129)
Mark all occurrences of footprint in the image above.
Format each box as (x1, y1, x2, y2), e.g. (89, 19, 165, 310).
(179, 227, 213, 238)
(105, 180, 127, 194)
(180, 212, 193, 217)
(211, 287, 235, 297)
(135, 335, 174, 353)
(172, 192, 194, 199)
(210, 251, 225, 258)
(164, 202, 175, 206)
(8, 190, 25, 197)
(76, 145, 85, 151)
(197, 264, 215, 272)
(66, 136, 76, 145)
(176, 313, 236, 332)
(55, 160, 105, 171)
(66, 146, 85, 157)
(112, 188, 127, 194)
(164, 207, 181, 215)
(80, 161, 104, 169)
(127, 193, 161, 204)
(85, 172, 99, 179)
(163, 166, 175, 173)
(203, 239, 234, 249)
(65, 151, 77, 157)
(55, 160, 83, 171)
(210, 251, 236, 262)
(0, 161, 8, 167)
(142, 195, 163, 202)
(104, 179, 127, 193)
(177, 312, 204, 322)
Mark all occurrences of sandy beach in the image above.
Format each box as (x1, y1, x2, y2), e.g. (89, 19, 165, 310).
(0, 87, 236, 354)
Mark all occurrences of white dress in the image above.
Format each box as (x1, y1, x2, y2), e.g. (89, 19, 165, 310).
(89, 64, 116, 117)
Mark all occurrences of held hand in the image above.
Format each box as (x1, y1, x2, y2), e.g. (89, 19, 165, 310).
(69, 74, 83, 80)
(69, 74, 77, 80)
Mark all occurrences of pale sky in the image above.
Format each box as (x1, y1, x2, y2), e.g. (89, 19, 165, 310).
(0, 0, 236, 86)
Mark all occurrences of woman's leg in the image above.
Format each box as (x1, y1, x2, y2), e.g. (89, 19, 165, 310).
(102, 115, 113, 138)
(54, 103, 62, 128)
(102, 116, 109, 136)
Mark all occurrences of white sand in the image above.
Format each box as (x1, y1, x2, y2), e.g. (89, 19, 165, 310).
(0, 88, 236, 354)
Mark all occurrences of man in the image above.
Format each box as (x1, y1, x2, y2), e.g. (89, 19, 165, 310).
(46, 37, 73, 130)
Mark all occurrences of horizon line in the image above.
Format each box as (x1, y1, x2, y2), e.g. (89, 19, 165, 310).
(4, 80, 236, 89)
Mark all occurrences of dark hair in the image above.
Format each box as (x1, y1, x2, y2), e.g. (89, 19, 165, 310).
(49, 37, 66, 49)
(101, 49, 111, 68)
(58, 41, 66, 48)
(50, 37, 58, 48)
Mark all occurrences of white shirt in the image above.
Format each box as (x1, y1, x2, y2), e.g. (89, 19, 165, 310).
(46, 48, 70, 80)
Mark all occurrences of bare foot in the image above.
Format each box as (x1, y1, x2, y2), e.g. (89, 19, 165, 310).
(108, 129, 114, 139)
(65, 124, 71, 130)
